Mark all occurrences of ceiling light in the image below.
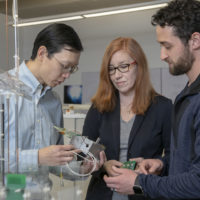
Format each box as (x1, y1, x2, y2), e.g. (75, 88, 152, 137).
(15, 16, 83, 27)
(83, 3, 167, 18)
(14, 2, 168, 27)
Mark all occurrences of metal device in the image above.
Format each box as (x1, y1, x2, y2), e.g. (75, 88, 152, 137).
(70, 136, 105, 160)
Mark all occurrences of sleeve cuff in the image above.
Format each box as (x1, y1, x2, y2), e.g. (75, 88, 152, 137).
(18, 149, 39, 172)
(135, 175, 141, 186)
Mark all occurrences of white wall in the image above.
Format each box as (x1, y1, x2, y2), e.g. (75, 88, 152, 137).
(0, 8, 186, 103)
(0, 14, 7, 71)
(0, 14, 16, 71)
(14, 8, 168, 104)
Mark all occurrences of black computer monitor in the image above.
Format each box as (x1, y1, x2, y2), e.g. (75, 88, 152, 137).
(64, 85, 82, 104)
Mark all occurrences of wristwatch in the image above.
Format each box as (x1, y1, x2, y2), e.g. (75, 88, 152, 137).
(133, 176, 144, 195)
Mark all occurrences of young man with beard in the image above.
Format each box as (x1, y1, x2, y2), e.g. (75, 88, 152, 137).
(103, 0, 200, 199)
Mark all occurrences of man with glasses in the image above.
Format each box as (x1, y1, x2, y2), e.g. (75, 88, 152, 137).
(3, 23, 87, 198)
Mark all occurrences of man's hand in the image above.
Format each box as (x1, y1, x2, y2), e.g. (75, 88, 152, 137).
(104, 166, 137, 194)
(129, 157, 144, 164)
(38, 145, 79, 166)
(137, 159, 164, 175)
(103, 160, 123, 177)
(129, 157, 144, 172)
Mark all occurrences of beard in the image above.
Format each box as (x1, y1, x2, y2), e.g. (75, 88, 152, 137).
(168, 47, 194, 76)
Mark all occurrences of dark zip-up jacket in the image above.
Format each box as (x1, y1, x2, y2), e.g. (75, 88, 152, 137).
(139, 75, 200, 199)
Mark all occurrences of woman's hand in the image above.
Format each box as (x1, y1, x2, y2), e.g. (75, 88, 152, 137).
(103, 160, 123, 177)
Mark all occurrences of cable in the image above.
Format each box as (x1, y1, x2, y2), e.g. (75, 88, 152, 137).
(65, 150, 97, 177)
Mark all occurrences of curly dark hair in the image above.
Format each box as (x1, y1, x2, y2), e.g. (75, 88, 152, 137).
(151, 0, 200, 45)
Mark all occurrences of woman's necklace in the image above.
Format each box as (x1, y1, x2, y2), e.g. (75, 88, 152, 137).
(120, 102, 132, 115)
(120, 102, 135, 122)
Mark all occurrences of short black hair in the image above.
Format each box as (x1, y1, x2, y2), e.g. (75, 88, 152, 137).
(31, 23, 83, 60)
(151, 0, 200, 44)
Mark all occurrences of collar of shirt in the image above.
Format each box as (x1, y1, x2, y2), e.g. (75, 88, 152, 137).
(9, 60, 51, 97)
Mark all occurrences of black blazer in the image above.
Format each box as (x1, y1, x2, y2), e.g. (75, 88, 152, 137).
(82, 95, 172, 200)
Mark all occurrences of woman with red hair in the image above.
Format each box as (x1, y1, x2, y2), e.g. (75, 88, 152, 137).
(82, 37, 172, 200)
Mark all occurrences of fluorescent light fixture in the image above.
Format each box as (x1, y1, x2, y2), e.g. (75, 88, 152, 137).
(14, 2, 168, 27)
(15, 16, 83, 27)
(83, 3, 167, 18)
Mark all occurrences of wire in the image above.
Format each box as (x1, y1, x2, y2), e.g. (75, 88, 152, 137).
(72, 151, 94, 163)
(65, 150, 97, 177)
(52, 126, 99, 176)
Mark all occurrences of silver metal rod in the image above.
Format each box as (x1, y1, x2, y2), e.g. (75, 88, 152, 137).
(6, 98, 10, 173)
(15, 96, 19, 173)
(0, 104, 5, 186)
(13, 0, 20, 174)
(12, 0, 20, 76)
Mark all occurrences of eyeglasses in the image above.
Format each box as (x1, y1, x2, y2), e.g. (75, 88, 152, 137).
(54, 56, 78, 74)
(108, 60, 137, 75)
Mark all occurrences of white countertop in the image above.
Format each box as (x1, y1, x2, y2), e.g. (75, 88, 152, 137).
(63, 113, 86, 119)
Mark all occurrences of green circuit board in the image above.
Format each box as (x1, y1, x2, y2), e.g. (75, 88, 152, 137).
(121, 160, 136, 170)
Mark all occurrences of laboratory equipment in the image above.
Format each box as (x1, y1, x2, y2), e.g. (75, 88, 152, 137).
(54, 126, 105, 177)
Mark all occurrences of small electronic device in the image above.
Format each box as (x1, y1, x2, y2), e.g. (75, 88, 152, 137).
(70, 135, 105, 160)
(121, 160, 136, 170)
(133, 176, 144, 195)
(54, 126, 105, 161)
(133, 184, 143, 195)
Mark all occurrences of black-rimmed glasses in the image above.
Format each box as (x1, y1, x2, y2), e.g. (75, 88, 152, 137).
(54, 56, 78, 74)
(108, 61, 137, 75)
